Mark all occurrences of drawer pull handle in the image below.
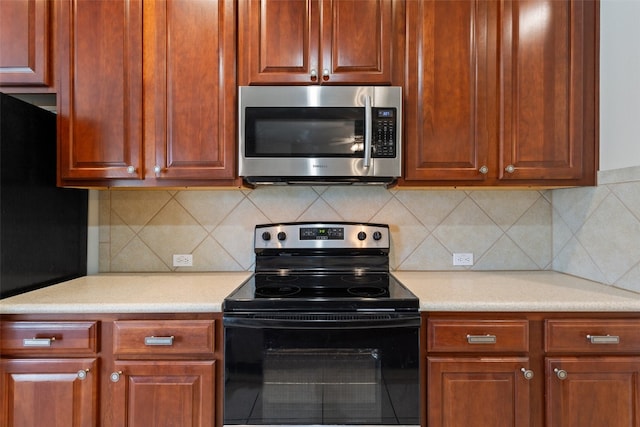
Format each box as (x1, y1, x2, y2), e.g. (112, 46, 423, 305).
(586, 334, 620, 344)
(144, 336, 174, 346)
(23, 337, 55, 347)
(77, 369, 90, 380)
(520, 368, 534, 380)
(467, 334, 497, 344)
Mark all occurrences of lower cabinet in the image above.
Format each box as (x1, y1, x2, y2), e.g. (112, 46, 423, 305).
(424, 314, 640, 427)
(0, 314, 223, 427)
(0, 320, 100, 427)
(109, 319, 218, 427)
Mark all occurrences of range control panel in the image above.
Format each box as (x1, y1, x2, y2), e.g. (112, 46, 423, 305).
(254, 222, 389, 250)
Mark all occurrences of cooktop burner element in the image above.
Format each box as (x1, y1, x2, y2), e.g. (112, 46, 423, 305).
(223, 222, 419, 312)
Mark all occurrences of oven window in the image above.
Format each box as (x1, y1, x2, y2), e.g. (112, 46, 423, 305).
(224, 325, 419, 425)
(245, 107, 364, 158)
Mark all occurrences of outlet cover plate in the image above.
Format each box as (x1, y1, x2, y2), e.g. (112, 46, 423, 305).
(453, 253, 473, 266)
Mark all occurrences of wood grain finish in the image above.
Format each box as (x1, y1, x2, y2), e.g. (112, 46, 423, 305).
(144, 0, 236, 181)
(0, 0, 53, 89)
(113, 320, 215, 358)
(57, 0, 143, 182)
(402, 0, 598, 186)
(0, 321, 98, 355)
(238, 0, 396, 85)
(427, 319, 529, 353)
(545, 319, 640, 353)
(0, 358, 98, 427)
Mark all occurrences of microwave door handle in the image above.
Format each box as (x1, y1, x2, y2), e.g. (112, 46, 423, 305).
(364, 95, 372, 168)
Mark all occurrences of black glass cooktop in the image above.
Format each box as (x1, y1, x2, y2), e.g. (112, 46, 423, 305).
(223, 273, 418, 312)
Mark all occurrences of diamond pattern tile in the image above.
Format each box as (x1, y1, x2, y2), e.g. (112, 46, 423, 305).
(97, 167, 640, 295)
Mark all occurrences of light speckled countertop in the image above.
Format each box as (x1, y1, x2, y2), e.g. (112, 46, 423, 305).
(1, 271, 639, 314)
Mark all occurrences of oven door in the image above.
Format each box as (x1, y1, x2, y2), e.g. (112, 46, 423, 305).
(223, 313, 419, 427)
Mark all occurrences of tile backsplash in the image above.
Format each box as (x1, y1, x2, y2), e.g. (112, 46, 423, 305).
(99, 187, 552, 273)
(98, 167, 640, 294)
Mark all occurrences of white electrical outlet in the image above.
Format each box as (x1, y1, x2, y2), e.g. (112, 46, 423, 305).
(453, 253, 473, 266)
(173, 254, 193, 267)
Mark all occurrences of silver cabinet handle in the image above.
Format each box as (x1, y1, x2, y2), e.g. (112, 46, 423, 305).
(322, 68, 330, 80)
(505, 164, 516, 173)
(363, 95, 372, 168)
(586, 334, 620, 344)
(153, 165, 162, 174)
(466, 334, 497, 344)
(23, 337, 55, 347)
(479, 165, 489, 174)
(127, 165, 136, 174)
(554, 368, 567, 380)
(310, 68, 318, 80)
(110, 371, 123, 382)
(144, 335, 174, 346)
(520, 368, 534, 380)
(77, 369, 90, 380)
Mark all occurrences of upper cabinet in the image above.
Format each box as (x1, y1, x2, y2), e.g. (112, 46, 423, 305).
(56, 0, 237, 187)
(402, 0, 598, 187)
(238, 0, 403, 86)
(0, 0, 55, 91)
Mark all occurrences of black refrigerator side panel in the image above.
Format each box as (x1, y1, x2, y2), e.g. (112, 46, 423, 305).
(0, 93, 88, 298)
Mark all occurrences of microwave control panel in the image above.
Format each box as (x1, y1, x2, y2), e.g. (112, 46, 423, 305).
(373, 108, 397, 158)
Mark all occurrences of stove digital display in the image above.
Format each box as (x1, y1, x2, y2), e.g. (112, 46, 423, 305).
(300, 227, 344, 240)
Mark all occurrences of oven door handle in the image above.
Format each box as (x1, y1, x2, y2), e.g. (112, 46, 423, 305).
(223, 314, 420, 329)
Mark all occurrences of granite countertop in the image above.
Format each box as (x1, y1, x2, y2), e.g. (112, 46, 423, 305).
(1, 271, 639, 314)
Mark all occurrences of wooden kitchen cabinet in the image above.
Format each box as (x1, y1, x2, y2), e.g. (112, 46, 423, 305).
(108, 319, 219, 427)
(425, 317, 533, 427)
(56, 0, 237, 187)
(402, 0, 598, 187)
(0, 321, 100, 427)
(238, 0, 402, 86)
(544, 319, 640, 427)
(0, 0, 55, 91)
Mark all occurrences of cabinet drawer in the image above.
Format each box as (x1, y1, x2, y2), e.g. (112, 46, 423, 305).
(113, 320, 215, 358)
(545, 319, 640, 353)
(0, 321, 98, 355)
(427, 319, 529, 353)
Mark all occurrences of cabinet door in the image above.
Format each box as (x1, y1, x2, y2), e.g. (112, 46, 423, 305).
(57, 0, 143, 184)
(0, 358, 98, 427)
(319, 0, 394, 85)
(144, 0, 235, 182)
(427, 357, 532, 427)
(238, 0, 396, 85)
(0, 0, 53, 89)
(110, 360, 215, 427)
(238, 0, 319, 85)
(403, 0, 493, 182)
(546, 357, 640, 427)
(499, 0, 597, 185)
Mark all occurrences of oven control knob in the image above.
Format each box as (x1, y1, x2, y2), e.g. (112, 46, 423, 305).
(261, 232, 271, 241)
(373, 231, 382, 241)
(277, 232, 287, 241)
(357, 231, 367, 241)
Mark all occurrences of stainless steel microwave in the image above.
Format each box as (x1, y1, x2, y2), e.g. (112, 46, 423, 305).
(238, 86, 402, 186)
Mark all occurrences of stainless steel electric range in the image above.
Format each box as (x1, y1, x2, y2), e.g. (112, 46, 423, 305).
(223, 222, 420, 427)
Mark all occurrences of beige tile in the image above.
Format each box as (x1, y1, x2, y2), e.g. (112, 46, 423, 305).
(552, 236, 606, 283)
(398, 235, 453, 270)
(507, 197, 552, 269)
(297, 197, 343, 222)
(432, 197, 504, 258)
(138, 199, 208, 268)
(372, 198, 427, 269)
(470, 190, 542, 231)
(192, 236, 245, 271)
(110, 237, 170, 272)
(248, 187, 320, 222)
(175, 190, 245, 232)
(576, 193, 640, 284)
(320, 187, 392, 222)
(110, 212, 135, 259)
(474, 235, 538, 270)
(110, 190, 172, 233)
(394, 190, 466, 231)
